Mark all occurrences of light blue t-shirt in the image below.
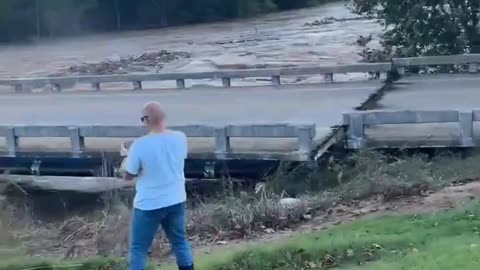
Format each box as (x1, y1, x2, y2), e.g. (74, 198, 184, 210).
(125, 130, 188, 210)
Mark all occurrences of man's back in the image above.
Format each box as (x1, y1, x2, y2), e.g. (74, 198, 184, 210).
(125, 130, 188, 210)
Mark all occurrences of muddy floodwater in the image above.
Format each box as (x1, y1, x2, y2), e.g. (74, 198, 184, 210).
(0, 2, 381, 81)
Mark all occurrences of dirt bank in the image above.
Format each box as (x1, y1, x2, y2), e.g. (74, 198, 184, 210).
(2, 180, 479, 265)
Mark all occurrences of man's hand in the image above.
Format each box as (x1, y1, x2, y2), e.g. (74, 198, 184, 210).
(120, 156, 138, 181)
(123, 171, 137, 181)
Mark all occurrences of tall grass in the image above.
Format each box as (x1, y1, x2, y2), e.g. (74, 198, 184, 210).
(1, 150, 480, 269)
(190, 201, 480, 270)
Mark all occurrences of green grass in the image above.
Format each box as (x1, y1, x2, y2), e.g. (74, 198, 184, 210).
(185, 202, 480, 270)
(3, 203, 480, 270)
(0, 256, 130, 270)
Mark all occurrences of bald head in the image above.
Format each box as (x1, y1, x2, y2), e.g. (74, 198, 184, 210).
(142, 102, 166, 129)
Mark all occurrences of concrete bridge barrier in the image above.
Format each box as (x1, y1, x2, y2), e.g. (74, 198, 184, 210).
(343, 109, 480, 149)
(0, 124, 317, 161)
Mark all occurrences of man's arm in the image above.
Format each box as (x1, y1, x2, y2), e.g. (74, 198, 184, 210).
(123, 142, 141, 181)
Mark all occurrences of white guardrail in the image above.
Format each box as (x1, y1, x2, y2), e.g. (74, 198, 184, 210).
(0, 63, 392, 92)
(0, 124, 316, 161)
(1, 54, 480, 92)
(343, 110, 480, 149)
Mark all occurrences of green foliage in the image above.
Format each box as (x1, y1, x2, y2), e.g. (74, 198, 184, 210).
(352, 0, 480, 56)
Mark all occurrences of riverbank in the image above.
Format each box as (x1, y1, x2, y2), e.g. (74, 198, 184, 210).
(2, 181, 480, 270)
(2, 150, 480, 269)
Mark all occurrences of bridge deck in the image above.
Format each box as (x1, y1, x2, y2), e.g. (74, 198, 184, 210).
(380, 74, 480, 110)
(0, 81, 382, 160)
(348, 74, 480, 148)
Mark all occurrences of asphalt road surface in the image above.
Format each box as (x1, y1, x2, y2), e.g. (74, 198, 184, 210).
(379, 73, 480, 110)
(0, 81, 382, 154)
(364, 73, 480, 147)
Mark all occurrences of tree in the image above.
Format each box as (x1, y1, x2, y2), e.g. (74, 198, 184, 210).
(352, 0, 480, 56)
(0, 0, 330, 42)
(40, 0, 99, 36)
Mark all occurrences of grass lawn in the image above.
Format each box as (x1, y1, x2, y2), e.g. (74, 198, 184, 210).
(187, 202, 480, 270)
(2, 202, 480, 270)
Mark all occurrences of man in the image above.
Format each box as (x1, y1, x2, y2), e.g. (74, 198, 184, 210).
(124, 102, 194, 270)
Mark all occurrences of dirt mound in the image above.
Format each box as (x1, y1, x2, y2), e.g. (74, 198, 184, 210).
(422, 181, 480, 210)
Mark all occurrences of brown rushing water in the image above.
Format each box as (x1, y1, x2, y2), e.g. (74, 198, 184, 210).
(0, 2, 381, 80)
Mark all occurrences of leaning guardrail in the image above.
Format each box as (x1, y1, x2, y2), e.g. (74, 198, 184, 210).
(1, 54, 479, 92)
(343, 110, 480, 149)
(392, 54, 480, 74)
(0, 63, 392, 92)
(0, 124, 316, 161)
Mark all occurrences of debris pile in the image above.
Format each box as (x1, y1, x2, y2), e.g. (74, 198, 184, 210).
(59, 217, 97, 243)
(359, 47, 390, 63)
(355, 34, 373, 47)
(304, 16, 377, 27)
(54, 50, 190, 76)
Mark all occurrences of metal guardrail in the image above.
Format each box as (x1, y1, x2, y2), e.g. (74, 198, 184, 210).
(343, 110, 480, 149)
(2, 54, 480, 92)
(0, 63, 392, 92)
(392, 54, 480, 74)
(0, 124, 316, 161)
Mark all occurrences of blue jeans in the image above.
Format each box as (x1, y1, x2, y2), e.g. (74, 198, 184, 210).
(129, 202, 193, 270)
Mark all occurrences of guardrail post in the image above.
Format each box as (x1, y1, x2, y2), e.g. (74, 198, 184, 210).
(133, 81, 142, 90)
(468, 63, 478, 73)
(13, 84, 23, 93)
(347, 113, 365, 149)
(459, 111, 474, 146)
(52, 84, 62, 92)
(296, 126, 314, 154)
(396, 66, 406, 75)
(69, 127, 85, 155)
(324, 73, 334, 83)
(271, 75, 281, 85)
(215, 127, 231, 154)
(222, 78, 231, 87)
(176, 79, 186, 89)
(91, 82, 101, 91)
(6, 127, 18, 156)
